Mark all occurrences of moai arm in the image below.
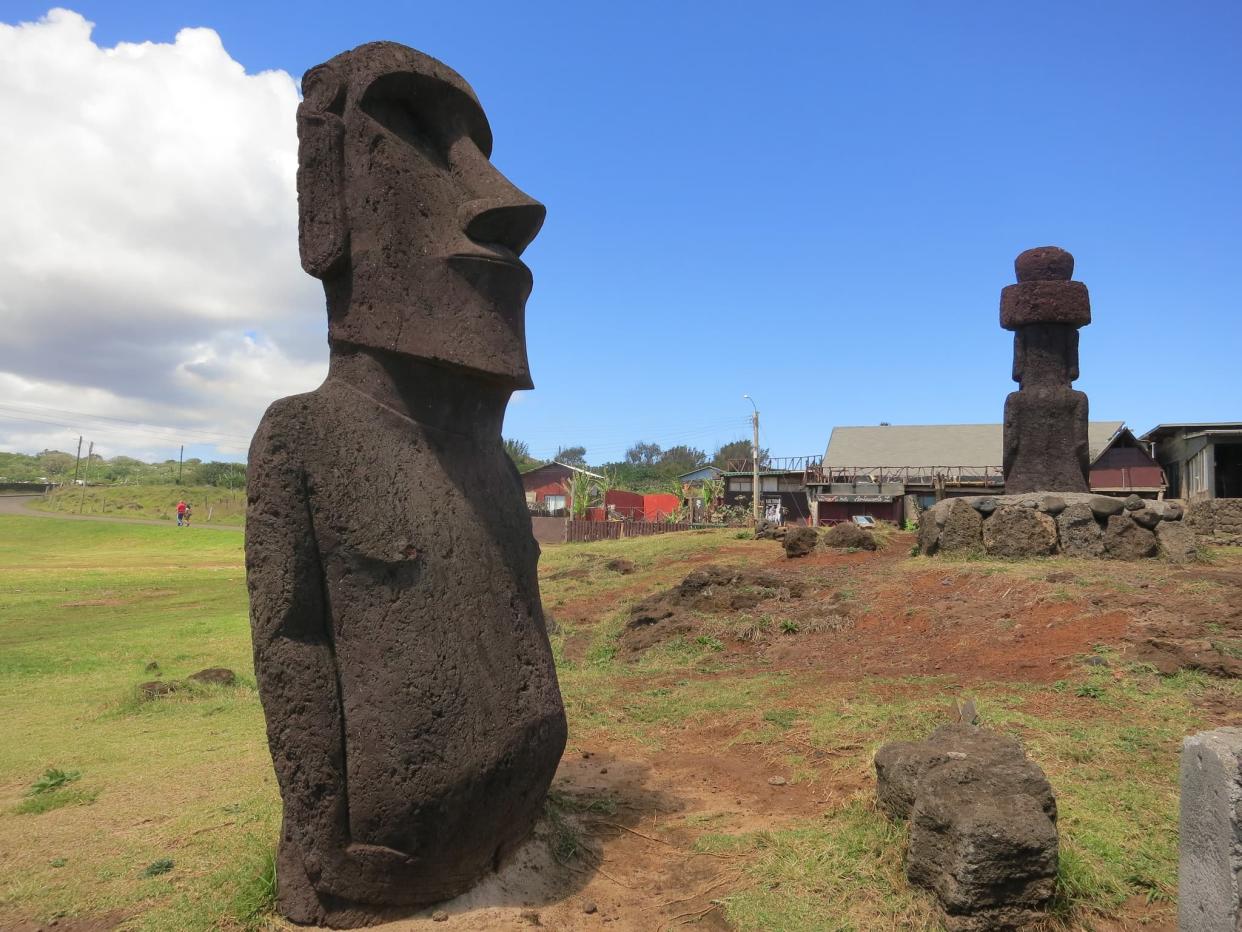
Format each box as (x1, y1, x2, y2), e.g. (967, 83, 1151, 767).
(1003, 393, 1019, 478)
(1072, 392, 1090, 478)
(246, 408, 413, 900)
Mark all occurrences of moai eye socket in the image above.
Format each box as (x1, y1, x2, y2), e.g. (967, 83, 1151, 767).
(362, 96, 451, 169)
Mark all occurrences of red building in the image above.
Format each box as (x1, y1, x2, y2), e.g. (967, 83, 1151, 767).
(520, 462, 602, 514)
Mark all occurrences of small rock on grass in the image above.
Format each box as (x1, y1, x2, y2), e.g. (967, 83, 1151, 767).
(431, 909, 448, 922)
(188, 667, 236, 686)
(767, 776, 787, 786)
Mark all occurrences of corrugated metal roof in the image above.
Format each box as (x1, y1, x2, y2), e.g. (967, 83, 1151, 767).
(823, 422, 1124, 467)
(1138, 422, 1242, 441)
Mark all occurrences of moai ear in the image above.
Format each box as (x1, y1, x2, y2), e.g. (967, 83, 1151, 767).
(296, 64, 348, 279)
(1011, 331, 1025, 384)
(1067, 329, 1080, 382)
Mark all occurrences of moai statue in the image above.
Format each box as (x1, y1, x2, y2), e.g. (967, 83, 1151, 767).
(245, 42, 567, 927)
(1001, 246, 1091, 494)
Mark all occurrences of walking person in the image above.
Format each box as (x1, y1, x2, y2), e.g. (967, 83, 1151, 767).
(176, 499, 187, 527)
(184, 502, 192, 527)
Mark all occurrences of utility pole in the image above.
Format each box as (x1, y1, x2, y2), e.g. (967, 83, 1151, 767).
(744, 395, 760, 523)
(78, 441, 93, 514)
(71, 436, 82, 486)
(178, 445, 184, 485)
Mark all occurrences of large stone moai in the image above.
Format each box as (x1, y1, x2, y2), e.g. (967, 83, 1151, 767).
(245, 42, 566, 928)
(1001, 247, 1091, 494)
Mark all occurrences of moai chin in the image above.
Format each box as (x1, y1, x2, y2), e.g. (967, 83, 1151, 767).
(1001, 247, 1091, 494)
(245, 42, 566, 928)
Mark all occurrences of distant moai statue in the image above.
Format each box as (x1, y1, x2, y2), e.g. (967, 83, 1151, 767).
(245, 42, 566, 927)
(1001, 247, 1091, 494)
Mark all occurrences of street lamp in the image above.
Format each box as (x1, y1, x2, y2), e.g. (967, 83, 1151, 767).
(743, 395, 759, 523)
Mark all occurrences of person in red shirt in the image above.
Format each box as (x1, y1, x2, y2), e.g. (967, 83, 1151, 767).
(176, 500, 187, 527)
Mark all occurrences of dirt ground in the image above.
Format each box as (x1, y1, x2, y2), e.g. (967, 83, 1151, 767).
(343, 531, 1239, 932)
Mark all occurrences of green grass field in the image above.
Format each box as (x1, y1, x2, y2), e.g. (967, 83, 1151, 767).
(30, 484, 246, 525)
(0, 515, 1236, 930)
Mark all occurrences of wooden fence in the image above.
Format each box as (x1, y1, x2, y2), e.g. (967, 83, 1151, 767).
(565, 519, 697, 543)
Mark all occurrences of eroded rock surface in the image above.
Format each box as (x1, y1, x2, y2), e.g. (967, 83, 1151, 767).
(875, 724, 1058, 931)
(246, 41, 565, 927)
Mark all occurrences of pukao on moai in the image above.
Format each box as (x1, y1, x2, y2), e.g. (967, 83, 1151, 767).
(245, 42, 566, 927)
(1001, 246, 1091, 494)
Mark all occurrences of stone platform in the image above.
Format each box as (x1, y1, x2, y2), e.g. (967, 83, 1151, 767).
(918, 492, 1196, 561)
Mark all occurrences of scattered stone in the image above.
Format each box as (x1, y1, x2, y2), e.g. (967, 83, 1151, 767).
(1179, 727, 1242, 932)
(139, 680, 179, 700)
(917, 514, 940, 556)
(767, 776, 787, 786)
(1084, 656, 1108, 667)
(1103, 514, 1158, 560)
(1088, 495, 1125, 518)
(582, 901, 598, 915)
(1163, 501, 1184, 521)
(604, 558, 635, 575)
(1123, 494, 1145, 511)
(188, 668, 236, 687)
(1038, 494, 1066, 516)
(822, 522, 877, 551)
(783, 526, 818, 558)
(972, 497, 998, 515)
(982, 505, 1057, 558)
(1055, 502, 1104, 558)
(937, 499, 983, 554)
(875, 724, 1058, 931)
(1131, 507, 1161, 529)
(1155, 520, 1198, 564)
(144, 661, 160, 672)
(431, 910, 448, 922)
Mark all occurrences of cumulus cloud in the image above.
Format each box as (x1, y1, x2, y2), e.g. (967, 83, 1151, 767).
(0, 8, 325, 459)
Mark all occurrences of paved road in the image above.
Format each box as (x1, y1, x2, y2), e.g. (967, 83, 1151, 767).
(0, 494, 243, 531)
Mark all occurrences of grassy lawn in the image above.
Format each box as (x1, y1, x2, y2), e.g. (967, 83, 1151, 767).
(0, 515, 1235, 930)
(29, 484, 246, 525)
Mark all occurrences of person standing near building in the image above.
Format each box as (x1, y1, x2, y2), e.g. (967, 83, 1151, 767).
(176, 500, 187, 527)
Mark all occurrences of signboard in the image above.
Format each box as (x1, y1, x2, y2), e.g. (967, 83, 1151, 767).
(816, 494, 893, 503)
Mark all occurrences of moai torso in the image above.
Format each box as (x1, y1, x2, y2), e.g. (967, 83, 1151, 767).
(245, 42, 565, 928)
(1000, 248, 1092, 495)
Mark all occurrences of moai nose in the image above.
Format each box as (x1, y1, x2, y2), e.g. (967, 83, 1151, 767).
(462, 197, 546, 257)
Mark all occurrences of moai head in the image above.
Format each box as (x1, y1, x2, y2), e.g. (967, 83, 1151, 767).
(296, 42, 546, 389)
(1001, 246, 1090, 388)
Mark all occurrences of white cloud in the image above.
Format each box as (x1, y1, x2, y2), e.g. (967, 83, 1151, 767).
(0, 8, 326, 460)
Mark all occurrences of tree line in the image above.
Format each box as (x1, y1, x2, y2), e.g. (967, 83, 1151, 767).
(503, 438, 770, 492)
(0, 449, 245, 488)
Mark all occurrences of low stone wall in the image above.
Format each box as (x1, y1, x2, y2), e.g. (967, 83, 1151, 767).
(1186, 498, 1242, 546)
(918, 492, 1196, 561)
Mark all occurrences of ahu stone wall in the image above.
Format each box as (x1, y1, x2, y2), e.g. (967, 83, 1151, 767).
(1186, 499, 1242, 547)
(918, 492, 1196, 562)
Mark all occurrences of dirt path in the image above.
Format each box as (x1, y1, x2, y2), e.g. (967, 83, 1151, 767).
(0, 494, 242, 531)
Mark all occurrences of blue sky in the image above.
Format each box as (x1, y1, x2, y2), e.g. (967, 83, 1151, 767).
(4, 2, 1240, 465)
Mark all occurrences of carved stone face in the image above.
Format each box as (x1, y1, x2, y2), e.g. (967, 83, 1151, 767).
(297, 43, 546, 389)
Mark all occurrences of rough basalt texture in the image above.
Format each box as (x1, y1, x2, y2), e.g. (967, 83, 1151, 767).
(1187, 499, 1242, 546)
(1179, 727, 1242, 932)
(783, 526, 818, 558)
(982, 505, 1058, 558)
(876, 724, 1058, 931)
(247, 42, 565, 928)
(938, 499, 984, 554)
(1000, 247, 1091, 495)
(822, 522, 878, 551)
(919, 493, 1192, 561)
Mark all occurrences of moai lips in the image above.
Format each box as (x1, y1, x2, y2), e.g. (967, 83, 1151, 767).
(1001, 247, 1092, 494)
(246, 42, 566, 928)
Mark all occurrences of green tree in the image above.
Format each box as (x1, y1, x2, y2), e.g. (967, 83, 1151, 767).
(658, 445, 707, 473)
(713, 439, 768, 468)
(554, 445, 587, 467)
(625, 441, 662, 466)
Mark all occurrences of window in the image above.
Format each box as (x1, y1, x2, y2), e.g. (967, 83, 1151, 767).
(728, 478, 752, 493)
(544, 494, 566, 510)
(761, 476, 778, 492)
